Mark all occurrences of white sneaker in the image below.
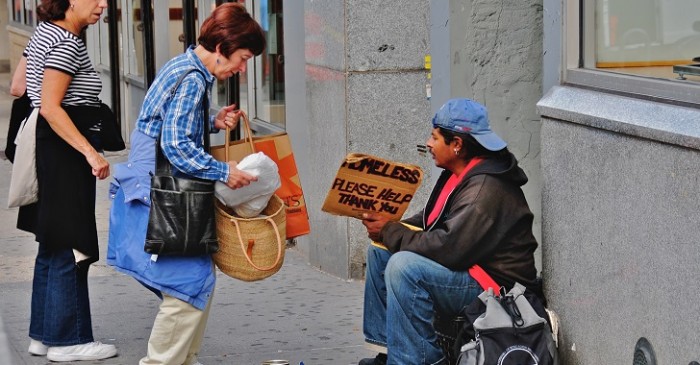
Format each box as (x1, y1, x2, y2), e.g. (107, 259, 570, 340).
(28, 339, 48, 356)
(46, 341, 117, 362)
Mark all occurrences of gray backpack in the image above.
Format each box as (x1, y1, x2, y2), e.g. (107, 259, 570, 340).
(457, 283, 558, 365)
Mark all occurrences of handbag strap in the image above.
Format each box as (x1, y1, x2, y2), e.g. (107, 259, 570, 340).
(230, 216, 284, 271)
(223, 109, 256, 162)
(155, 68, 210, 176)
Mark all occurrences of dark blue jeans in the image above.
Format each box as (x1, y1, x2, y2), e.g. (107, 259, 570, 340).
(363, 245, 482, 365)
(29, 244, 94, 346)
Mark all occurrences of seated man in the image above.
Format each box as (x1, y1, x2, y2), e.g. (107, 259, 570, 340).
(359, 98, 540, 365)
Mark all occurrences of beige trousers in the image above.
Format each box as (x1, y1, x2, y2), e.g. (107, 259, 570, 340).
(139, 290, 214, 365)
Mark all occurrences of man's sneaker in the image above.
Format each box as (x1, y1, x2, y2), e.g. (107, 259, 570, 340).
(46, 341, 117, 362)
(28, 339, 48, 356)
(359, 353, 387, 365)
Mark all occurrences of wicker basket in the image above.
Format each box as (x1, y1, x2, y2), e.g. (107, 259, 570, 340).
(213, 195, 286, 281)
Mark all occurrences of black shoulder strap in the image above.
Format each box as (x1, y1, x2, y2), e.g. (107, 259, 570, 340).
(168, 68, 210, 148)
(155, 68, 211, 175)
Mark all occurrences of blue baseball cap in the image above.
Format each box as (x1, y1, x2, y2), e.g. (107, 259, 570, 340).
(432, 98, 507, 151)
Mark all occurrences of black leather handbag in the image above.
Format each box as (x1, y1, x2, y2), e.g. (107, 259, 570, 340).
(144, 69, 219, 256)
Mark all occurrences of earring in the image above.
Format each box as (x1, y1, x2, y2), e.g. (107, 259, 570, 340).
(454, 149, 459, 155)
(70, 3, 74, 9)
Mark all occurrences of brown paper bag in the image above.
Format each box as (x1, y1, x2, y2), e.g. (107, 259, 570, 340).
(211, 112, 310, 239)
(322, 153, 424, 220)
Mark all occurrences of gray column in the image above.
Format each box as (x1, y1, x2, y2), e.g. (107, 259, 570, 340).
(303, 0, 432, 279)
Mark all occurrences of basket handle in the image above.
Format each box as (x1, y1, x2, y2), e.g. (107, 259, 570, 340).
(230, 217, 283, 271)
(224, 110, 256, 162)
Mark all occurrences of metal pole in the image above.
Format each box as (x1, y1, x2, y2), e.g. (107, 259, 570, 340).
(106, 0, 121, 129)
(182, 0, 197, 50)
(141, 0, 156, 87)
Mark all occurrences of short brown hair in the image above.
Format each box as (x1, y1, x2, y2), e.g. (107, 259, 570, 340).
(37, 0, 69, 22)
(198, 3, 266, 57)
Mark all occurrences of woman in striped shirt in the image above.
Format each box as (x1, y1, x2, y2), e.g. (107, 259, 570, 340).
(17, 0, 117, 362)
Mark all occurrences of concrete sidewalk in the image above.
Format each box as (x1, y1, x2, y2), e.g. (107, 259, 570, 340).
(0, 71, 373, 365)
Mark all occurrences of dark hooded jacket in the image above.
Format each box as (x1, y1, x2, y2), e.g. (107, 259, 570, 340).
(379, 152, 538, 290)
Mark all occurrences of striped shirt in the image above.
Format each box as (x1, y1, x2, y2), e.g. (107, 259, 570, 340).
(136, 47, 229, 182)
(24, 21, 102, 108)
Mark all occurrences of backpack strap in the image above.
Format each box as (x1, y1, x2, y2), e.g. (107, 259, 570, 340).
(469, 265, 501, 297)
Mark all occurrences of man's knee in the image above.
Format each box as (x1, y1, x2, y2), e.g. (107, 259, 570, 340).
(385, 251, 424, 285)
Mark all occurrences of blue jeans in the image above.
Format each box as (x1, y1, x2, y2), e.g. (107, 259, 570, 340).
(363, 245, 482, 365)
(29, 244, 94, 346)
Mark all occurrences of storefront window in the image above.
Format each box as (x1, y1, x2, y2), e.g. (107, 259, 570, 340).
(11, 0, 38, 27)
(587, 0, 700, 82)
(12, 0, 22, 22)
(95, 2, 117, 69)
(251, 0, 285, 129)
(125, 0, 145, 79)
(79, 0, 286, 135)
(25, 0, 36, 25)
(566, 0, 700, 104)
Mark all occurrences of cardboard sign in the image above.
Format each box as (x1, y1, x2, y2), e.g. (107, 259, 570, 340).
(322, 153, 424, 220)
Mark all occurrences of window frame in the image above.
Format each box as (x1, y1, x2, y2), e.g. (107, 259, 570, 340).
(9, 0, 39, 30)
(244, 0, 286, 135)
(563, 0, 700, 106)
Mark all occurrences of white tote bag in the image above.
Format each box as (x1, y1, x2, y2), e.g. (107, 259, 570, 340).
(8, 108, 39, 208)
